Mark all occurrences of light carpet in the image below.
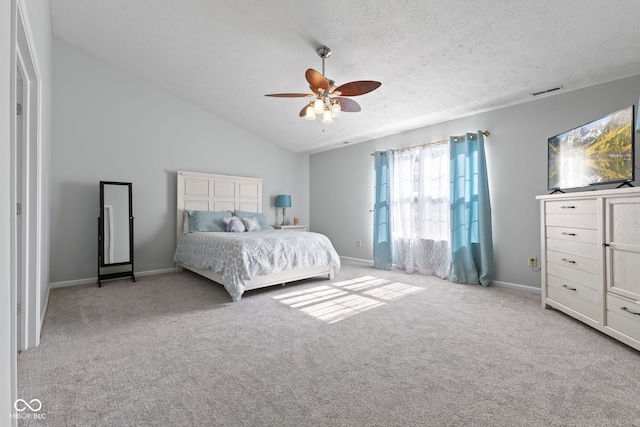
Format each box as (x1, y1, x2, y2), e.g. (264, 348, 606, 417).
(17, 260, 640, 426)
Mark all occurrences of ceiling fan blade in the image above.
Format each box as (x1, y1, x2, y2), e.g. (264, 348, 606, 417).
(265, 93, 313, 98)
(333, 80, 381, 96)
(299, 105, 308, 117)
(305, 68, 330, 92)
(335, 97, 361, 112)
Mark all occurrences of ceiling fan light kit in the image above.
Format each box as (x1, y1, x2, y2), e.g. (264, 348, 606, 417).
(265, 46, 381, 124)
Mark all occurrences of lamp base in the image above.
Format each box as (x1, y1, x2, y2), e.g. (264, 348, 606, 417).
(281, 207, 287, 226)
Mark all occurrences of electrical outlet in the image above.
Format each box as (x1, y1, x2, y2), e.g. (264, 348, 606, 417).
(528, 256, 537, 268)
(356, 240, 362, 247)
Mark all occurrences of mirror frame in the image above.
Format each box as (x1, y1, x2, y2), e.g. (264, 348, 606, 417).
(98, 181, 135, 286)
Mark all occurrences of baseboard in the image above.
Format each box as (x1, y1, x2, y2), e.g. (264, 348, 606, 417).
(340, 256, 374, 266)
(340, 257, 541, 294)
(48, 265, 540, 297)
(492, 280, 541, 294)
(49, 267, 177, 289)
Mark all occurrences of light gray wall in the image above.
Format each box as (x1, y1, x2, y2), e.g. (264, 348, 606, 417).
(310, 74, 640, 289)
(51, 38, 309, 283)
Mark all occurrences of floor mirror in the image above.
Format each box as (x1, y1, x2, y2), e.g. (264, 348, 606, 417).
(98, 181, 135, 286)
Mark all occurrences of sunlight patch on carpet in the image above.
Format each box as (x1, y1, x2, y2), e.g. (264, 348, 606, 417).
(364, 282, 424, 301)
(273, 276, 424, 323)
(274, 285, 348, 308)
(300, 294, 383, 323)
(333, 276, 389, 291)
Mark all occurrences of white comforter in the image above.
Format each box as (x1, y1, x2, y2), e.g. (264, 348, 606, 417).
(173, 230, 341, 301)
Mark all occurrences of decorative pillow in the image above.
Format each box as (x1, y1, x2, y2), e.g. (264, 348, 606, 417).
(242, 216, 261, 232)
(223, 216, 246, 233)
(188, 210, 231, 232)
(235, 210, 274, 230)
(183, 213, 190, 234)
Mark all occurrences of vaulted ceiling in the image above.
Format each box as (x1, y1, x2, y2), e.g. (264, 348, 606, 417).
(49, 0, 640, 153)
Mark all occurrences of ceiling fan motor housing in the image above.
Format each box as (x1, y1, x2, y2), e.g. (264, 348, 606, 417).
(317, 46, 332, 59)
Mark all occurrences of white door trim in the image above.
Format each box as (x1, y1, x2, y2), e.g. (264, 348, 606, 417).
(12, 0, 43, 353)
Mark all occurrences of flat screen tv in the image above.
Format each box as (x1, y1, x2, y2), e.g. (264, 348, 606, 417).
(548, 105, 635, 191)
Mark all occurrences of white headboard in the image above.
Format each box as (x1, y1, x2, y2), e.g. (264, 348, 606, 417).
(176, 171, 263, 239)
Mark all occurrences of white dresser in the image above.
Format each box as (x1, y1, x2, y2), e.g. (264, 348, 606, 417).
(538, 187, 640, 351)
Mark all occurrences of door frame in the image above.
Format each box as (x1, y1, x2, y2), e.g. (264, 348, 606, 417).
(11, 0, 43, 354)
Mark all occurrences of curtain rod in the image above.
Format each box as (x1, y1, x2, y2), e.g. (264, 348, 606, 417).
(370, 130, 490, 156)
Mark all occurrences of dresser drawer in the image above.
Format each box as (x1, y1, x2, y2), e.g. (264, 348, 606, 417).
(546, 226, 598, 244)
(548, 286, 600, 321)
(546, 250, 597, 274)
(548, 275, 601, 306)
(546, 199, 597, 214)
(606, 293, 640, 342)
(546, 213, 597, 229)
(546, 262, 599, 291)
(546, 239, 598, 259)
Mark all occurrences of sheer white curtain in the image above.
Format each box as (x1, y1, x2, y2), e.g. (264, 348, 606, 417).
(391, 143, 451, 278)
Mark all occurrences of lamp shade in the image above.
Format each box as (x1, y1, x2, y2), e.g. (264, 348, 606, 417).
(275, 195, 292, 208)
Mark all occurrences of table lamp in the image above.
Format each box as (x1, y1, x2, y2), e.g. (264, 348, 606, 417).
(275, 195, 291, 226)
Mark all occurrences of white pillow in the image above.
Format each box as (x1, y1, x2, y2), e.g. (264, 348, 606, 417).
(183, 213, 190, 234)
(243, 216, 261, 232)
(223, 216, 246, 232)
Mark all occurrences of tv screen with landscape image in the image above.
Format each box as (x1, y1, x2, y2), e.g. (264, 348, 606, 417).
(548, 105, 635, 191)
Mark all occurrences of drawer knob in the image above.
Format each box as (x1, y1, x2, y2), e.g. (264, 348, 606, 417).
(561, 205, 576, 209)
(621, 307, 640, 316)
(562, 284, 577, 291)
(561, 232, 576, 236)
(561, 258, 576, 264)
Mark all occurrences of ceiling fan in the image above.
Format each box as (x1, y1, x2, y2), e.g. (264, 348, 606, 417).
(265, 46, 381, 124)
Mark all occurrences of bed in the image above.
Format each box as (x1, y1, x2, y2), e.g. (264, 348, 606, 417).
(174, 171, 340, 301)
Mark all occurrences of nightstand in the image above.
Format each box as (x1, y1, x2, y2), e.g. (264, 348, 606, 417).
(273, 224, 308, 232)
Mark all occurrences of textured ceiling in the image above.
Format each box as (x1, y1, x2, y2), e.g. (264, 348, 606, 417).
(49, 0, 640, 153)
